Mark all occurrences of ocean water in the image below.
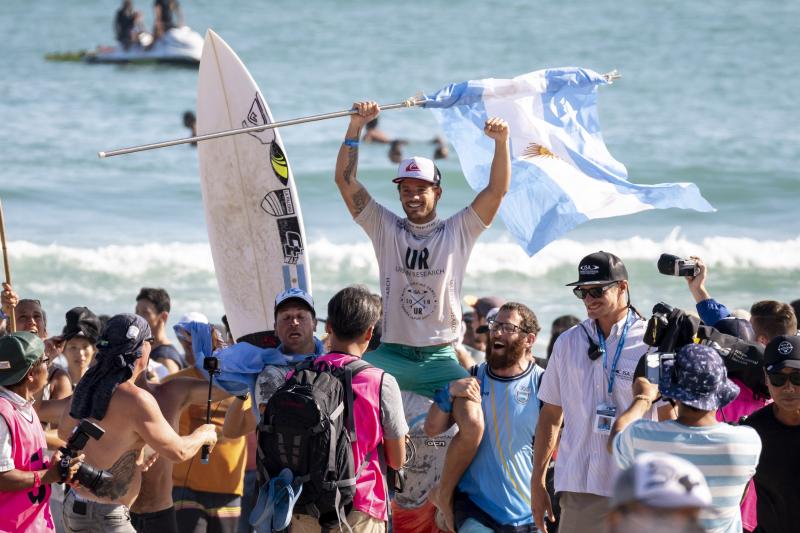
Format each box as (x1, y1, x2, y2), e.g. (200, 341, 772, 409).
(1, 0, 798, 344)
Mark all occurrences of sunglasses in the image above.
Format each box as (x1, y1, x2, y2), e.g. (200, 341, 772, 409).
(767, 372, 800, 387)
(572, 282, 619, 300)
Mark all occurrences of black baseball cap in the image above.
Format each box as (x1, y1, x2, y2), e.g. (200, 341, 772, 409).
(62, 306, 102, 343)
(764, 335, 800, 373)
(566, 251, 628, 287)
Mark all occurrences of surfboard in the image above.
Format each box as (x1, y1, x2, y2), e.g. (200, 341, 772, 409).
(196, 29, 312, 342)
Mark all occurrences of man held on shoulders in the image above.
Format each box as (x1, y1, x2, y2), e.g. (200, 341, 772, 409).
(334, 101, 510, 530)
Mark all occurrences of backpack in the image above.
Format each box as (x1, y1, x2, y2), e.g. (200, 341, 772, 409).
(257, 356, 372, 529)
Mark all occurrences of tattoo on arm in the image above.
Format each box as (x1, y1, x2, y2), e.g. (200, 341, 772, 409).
(343, 146, 358, 185)
(352, 187, 370, 216)
(91, 450, 138, 500)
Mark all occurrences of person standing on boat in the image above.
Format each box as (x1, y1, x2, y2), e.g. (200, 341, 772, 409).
(114, 0, 137, 49)
(153, 0, 181, 40)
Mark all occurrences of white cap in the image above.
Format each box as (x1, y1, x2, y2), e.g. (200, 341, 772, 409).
(611, 452, 711, 510)
(393, 156, 441, 185)
(177, 312, 209, 325)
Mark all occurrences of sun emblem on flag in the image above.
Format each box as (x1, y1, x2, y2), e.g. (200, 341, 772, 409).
(521, 143, 559, 160)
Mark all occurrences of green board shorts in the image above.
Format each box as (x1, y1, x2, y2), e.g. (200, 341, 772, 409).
(364, 342, 468, 399)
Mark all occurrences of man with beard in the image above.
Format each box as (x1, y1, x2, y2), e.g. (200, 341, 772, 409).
(424, 302, 543, 532)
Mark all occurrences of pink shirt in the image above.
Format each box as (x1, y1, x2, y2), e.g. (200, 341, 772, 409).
(314, 353, 388, 521)
(0, 394, 54, 532)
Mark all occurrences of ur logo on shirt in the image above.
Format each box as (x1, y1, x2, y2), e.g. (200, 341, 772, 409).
(401, 283, 437, 320)
(404, 247, 430, 270)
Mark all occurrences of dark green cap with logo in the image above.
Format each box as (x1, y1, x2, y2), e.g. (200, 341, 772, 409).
(0, 332, 45, 386)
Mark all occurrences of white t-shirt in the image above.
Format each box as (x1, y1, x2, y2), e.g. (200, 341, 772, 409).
(394, 391, 457, 509)
(537, 313, 656, 497)
(355, 200, 487, 347)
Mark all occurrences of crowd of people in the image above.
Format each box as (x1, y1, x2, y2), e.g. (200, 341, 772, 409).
(0, 102, 798, 533)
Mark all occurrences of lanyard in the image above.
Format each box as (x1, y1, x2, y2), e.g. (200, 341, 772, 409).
(597, 310, 631, 396)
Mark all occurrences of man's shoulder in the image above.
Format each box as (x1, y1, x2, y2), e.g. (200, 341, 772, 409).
(550, 321, 589, 358)
(742, 404, 774, 428)
(112, 381, 158, 412)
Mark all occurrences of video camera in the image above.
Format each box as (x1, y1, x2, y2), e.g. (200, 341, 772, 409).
(59, 420, 113, 493)
(657, 254, 699, 277)
(642, 302, 764, 383)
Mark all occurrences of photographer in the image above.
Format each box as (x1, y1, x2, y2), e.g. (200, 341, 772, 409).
(58, 314, 217, 533)
(0, 332, 83, 532)
(682, 256, 797, 344)
(611, 344, 762, 533)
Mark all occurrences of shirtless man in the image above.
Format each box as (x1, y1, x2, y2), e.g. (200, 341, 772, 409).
(57, 314, 217, 533)
(128, 360, 230, 532)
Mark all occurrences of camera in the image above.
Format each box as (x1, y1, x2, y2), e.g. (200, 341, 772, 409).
(657, 254, 700, 277)
(644, 302, 674, 347)
(60, 420, 113, 492)
(203, 354, 219, 373)
(644, 352, 675, 384)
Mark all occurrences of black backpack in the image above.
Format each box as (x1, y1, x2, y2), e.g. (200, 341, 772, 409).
(257, 357, 372, 529)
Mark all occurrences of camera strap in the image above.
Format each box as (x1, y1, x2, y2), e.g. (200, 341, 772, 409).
(597, 310, 632, 396)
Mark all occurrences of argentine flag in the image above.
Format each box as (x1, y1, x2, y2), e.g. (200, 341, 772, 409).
(423, 67, 714, 256)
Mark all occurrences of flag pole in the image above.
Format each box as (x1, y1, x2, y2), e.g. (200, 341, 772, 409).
(98, 97, 424, 159)
(0, 197, 15, 333)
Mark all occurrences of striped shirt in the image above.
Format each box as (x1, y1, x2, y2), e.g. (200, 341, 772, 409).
(537, 313, 655, 497)
(613, 419, 762, 533)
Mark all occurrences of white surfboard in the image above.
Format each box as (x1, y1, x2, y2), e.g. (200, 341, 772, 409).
(197, 29, 312, 341)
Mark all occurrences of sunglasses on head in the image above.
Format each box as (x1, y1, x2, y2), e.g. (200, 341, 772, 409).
(767, 371, 800, 387)
(572, 282, 619, 300)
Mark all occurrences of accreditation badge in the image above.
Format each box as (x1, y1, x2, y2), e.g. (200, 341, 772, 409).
(594, 402, 617, 434)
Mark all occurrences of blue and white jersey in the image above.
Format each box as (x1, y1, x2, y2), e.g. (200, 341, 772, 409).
(458, 361, 544, 526)
(614, 419, 762, 533)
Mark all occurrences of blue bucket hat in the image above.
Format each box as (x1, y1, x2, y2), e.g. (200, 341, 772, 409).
(658, 344, 740, 411)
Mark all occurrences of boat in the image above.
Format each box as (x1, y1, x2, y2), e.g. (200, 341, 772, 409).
(46, 26, 203, 66)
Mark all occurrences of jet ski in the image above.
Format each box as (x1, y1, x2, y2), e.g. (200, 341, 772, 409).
(81, 26, 203, 65)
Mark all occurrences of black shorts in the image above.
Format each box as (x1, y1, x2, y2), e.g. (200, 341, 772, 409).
(130, 506, 179, 533)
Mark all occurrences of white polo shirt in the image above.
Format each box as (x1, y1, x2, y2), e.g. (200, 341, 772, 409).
(537, 312, 655, 497)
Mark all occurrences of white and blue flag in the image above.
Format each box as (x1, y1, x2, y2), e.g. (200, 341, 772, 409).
(422, 67, 714, 256)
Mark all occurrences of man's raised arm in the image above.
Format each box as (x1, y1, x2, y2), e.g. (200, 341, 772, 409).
(134, 389, 217, 463)
(334, 101, 377, 218)
(470, 118, 511, 225)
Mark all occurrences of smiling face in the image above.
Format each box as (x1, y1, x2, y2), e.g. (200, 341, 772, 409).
(485, 308, 535, 371)
(578, 280, 628, 322)
(275, 302, 316, 355)
(16, 300, 46, 339)
(397, 179, 441, 224)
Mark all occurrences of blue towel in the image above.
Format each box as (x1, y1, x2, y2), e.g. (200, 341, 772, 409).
(194, 337, 325, 417)
(251, 467, 303, 530)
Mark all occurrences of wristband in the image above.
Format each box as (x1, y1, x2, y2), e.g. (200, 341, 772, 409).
(633, 394, 654, 406)
(32, 470, 41, 490)
(343, 138, 359, 148)
(433, 383, 454, 413)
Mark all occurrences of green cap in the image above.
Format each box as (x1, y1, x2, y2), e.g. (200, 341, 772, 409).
(0, 332, 45, 387)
